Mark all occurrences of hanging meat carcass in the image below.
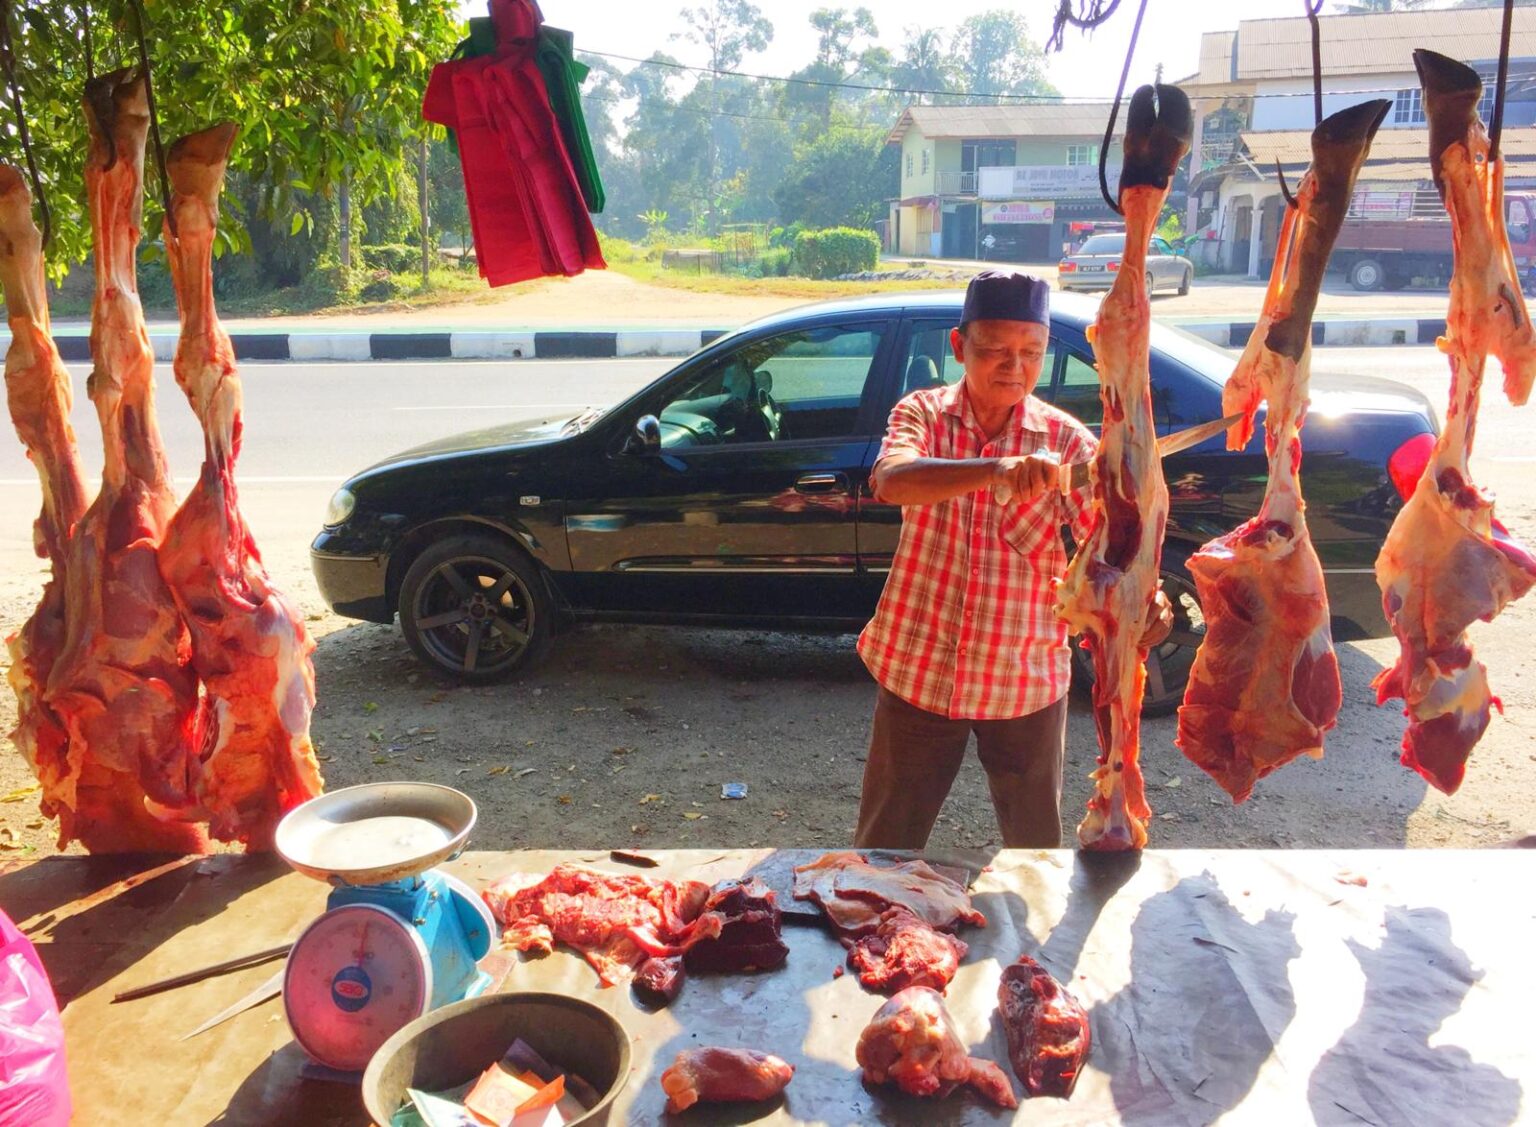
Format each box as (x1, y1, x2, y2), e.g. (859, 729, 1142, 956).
(0, 166, 98, 844)
(155, 123, 323, 847)
(1175, 100, 1388, 802)
(1372, 50, 1536, 795)
(1055, 83, 1191, 851)
(40, 69, 206, 852)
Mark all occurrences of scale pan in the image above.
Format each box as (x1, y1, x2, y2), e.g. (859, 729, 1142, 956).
(276, 782, 477, 885)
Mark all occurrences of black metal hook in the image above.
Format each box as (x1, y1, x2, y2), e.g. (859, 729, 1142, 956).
(0, 0, 50, 249)
(1098, 0, 1149, 216)
(1490, 0, 1513, 159)
(126, 0, 174, 239)
(1306, 0, 1324, 128)
(1276, 160, 1297, 209)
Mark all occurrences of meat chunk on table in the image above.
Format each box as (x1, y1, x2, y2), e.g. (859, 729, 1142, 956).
(660, 1047, 793, 1114)
(856, 986, 1017, 1108)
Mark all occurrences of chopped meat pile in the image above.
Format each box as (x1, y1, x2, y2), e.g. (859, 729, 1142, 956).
(856, 986, 1017, 1109)
(156, 123, 323, 847)
(997, 954, 1092, 1098)
(483, 865, 721, 986)
(846, 908, 967, 994)
(660, 1048, 794, 1115)
(1372, 50, 1536, 794)
(1056, 83, 1191, 850)
(683, 877, 789, 973)
(791, 851, 984, 938)
(1176, 101, 1386, 801)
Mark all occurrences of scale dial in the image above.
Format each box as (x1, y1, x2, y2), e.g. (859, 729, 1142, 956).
(284, 903, 433, 1072)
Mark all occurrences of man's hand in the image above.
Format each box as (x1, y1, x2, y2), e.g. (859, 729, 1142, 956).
(993, 454, 1061, 504)
(1139, 587, 1175, 650)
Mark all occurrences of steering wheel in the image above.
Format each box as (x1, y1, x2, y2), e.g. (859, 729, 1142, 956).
(753, 368, 783, 441)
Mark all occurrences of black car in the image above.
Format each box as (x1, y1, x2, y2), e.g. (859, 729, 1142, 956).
(311, 292, 1437, 712)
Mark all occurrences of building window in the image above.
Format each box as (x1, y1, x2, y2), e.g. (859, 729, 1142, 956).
(921, 148, 930, 174)
(1393, 88, 1425, 126)
(906, 152, 914, 177)
(1066, 144, 1096, 166)
(1477, 76, 1494, 124)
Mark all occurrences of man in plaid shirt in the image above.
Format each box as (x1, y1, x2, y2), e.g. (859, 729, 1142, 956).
(855, 271, 1171, 849)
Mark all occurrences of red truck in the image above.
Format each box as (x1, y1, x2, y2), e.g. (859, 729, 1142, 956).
(1331, 187, 1536, 290)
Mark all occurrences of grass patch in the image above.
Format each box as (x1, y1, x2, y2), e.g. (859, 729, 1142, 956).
(607, 255, 966, 298)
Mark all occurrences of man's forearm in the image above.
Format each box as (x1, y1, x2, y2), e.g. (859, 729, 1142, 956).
(873, 456, 999, 506)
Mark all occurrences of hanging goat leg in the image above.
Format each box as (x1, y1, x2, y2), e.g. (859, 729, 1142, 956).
(1176, 100, 1387, 801)
(42, 69, 205, 852)
(156, 124, 323, 849)
(1372, 51, 1536, 794)
(1056, 84, 1190, 850)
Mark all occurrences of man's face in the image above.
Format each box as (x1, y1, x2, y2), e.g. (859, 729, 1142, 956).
(950, 319, 1050, 415)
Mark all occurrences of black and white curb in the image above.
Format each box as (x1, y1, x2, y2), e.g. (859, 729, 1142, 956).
(27, 320, 1442, 361)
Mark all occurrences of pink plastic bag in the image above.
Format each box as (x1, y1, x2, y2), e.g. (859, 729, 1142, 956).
(0, 909, 69, 1127)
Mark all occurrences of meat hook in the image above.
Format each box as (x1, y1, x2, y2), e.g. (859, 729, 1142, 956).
(79, 1, 94, 82)
(0, 0, 50, 249)
(126, 0, 174, 239)
(1097, 0, 1149, 216)
(1276, 160, 1297, 210)
(1490, 0, 1514, 159)
(1305, 0, 1324, 128)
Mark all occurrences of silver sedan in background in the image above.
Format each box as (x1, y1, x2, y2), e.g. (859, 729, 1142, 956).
(1058, 232, 1194, 295)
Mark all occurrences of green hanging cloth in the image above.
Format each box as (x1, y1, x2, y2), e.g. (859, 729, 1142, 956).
(534, 25, 606, 213)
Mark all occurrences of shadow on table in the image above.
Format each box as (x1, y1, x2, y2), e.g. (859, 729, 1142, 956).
(1037, 850, 1142, 981)
(211, 1043, 367, 1127)
(1307, 906, 1522, 1127)
(1087, 871, 1300, 1124)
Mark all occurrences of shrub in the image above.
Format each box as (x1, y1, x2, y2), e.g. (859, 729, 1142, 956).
(361, 243, 417, 273)
(299, 258, 361, 305)
(757, 247, 792, 277)
(791, 227, 879, 279)
(358, 270, 405, 302)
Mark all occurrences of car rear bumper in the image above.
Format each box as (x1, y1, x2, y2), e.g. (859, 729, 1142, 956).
(1323, 567, 1387, 641)
(311, 534, 393, 624)
(1059, 275, 1114, 291)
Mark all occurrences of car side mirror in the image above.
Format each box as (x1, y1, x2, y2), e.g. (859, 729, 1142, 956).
(625, 414, 661, 454)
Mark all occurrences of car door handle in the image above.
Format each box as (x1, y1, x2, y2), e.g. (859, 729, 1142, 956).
(795, 472, 848, 494)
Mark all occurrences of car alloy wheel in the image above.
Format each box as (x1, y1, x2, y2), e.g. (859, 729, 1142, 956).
(1178, 268, 1191, 296)
(1071, 565, 1205, 717)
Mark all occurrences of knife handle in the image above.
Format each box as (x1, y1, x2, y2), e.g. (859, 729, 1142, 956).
(993, 450, 1067, 505)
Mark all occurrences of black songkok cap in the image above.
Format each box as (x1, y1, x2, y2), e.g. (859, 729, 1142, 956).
(960, 270, 1050, 329)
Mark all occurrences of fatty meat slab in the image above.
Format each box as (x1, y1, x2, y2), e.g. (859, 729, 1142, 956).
(791, 851, 985, 937)
(1176, 101, 1387, 801)
(660, 1048, 794, 1115)
(846, 908, 968, 994)
(1055, 83, 1191, 851)
(1373, 50, 1536, 794)
(43, 69, 205, 852)
(0, 167, 92, 848)
(998, 954, 1092, 1098)
(157, 123, 323, 848)
(856, 986, 1018, 1109)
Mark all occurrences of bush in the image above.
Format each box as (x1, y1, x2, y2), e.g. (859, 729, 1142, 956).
(299, 258, 361, 305)
(361, 243, 417, 273)
(791, 227, 879, 279)
(757, 247, 792, 277)
(358, 270, 405, 302)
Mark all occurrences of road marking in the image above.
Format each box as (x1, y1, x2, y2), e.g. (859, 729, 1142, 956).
(391, 404, 589, 412)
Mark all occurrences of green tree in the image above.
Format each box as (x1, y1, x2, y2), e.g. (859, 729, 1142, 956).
(773, 124, 896, 229)
(947, 10, 1057, 102)
(890, 27, 956, 106)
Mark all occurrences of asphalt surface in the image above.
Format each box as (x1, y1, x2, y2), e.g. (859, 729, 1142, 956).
(1, 349, 1532, 856)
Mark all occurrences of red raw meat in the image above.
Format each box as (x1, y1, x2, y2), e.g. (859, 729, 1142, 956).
(998, 954, 1091, 1098)
(1373, 52, 1536, 794)
(482, 865, 721, 986)
(846, 908, 967, 994)
(634, 955, 685, 1004)
(155, 124, 323, 848)
(41, 70, 206, 853)
(1177, 102, 1387, 801)
(791, 851, 984, 937)
(683, 877, 788, 973)
(1056, 84, 1190, 851)
(856, 986, 1017, 1108)
(660, 1047, 794, 1114)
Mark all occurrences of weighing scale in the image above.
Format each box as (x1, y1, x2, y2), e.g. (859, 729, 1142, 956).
(274, 782, 496, 1077)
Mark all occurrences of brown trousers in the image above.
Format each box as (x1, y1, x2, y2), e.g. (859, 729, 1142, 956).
(854, 687, 1068, 850)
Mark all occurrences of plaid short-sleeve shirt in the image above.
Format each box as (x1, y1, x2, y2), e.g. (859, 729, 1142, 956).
(857, 382, 1097, 720)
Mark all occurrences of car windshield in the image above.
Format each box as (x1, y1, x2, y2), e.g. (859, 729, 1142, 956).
(1077, 234, 1126, 255)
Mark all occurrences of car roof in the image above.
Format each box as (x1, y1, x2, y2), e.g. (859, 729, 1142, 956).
(728, 288, 1102, 337)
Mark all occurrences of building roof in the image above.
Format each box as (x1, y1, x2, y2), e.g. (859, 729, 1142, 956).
(1183, 7, 1536, 86)
(886, 102, 1121, 145)
(1230, 125, 1536, 183)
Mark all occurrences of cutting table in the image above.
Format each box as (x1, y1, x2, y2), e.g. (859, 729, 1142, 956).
(4, 848, 1531, 1125)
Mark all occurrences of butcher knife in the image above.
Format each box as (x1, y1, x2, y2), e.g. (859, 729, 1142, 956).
(179, 967, 284, 1040)
(994, 411, 1246, 503)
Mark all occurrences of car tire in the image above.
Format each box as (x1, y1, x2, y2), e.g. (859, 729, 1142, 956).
(1145, 271, 1156, 296)
(1070, 561, 1206, 718)
(1177, 268, 1192, 296)
(399, 534, 554, 683)
(1349, 258, 1385, 291)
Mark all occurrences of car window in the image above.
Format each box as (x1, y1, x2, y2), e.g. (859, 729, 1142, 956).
(1056, 349, 1103, 427)
(1508, 199, 1531, 243)
(658, 323, 886, 447)
(1078, 234, 1125, 255)
(1151, 238, 1173, 256)
(902, 319, 1058, 402)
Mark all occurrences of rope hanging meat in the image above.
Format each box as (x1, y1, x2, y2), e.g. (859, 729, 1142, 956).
(0, 0, 50, 248)
(1097, 0, 1149, 216)
(126, 0, 173, 238)
(1490, 0, 1514, 159)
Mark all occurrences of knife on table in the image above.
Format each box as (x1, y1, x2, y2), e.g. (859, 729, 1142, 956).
(994, 411, 1246, 503)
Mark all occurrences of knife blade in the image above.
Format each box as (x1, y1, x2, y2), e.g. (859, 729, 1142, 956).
(178, 967, 284, 1041)
(994, 412, 1246, 502)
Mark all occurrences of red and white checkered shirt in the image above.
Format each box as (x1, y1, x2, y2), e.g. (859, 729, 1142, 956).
(858, 382, 1097, 720)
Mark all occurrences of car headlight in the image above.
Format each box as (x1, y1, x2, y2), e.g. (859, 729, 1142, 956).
(324, 487, 356, 528)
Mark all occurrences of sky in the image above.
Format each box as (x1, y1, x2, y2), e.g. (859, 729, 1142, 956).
(462, 0, 1313, 101)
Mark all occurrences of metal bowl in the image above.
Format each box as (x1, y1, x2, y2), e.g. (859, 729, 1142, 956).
(275, 782, 477, 886)
(362, 992, 631, 1126)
